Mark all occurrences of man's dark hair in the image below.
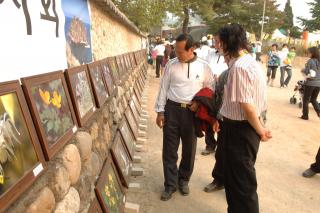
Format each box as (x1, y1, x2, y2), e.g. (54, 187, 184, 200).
(308, 46, 320, 61)
(217, 23, 249, 58)
(272, 43, 278, 48)
(175, 34, 195, 51)
(282, 43, 288, 48)
(290, 46, 296, 50)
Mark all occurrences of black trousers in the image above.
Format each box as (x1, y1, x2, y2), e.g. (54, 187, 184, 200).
(163, 100, 197, 190)
(223, 119, 260, 213)
(156, 56, 164, 77)
(211, 120, 224, 184)
(302, 85, 320, 118)
(205, 124, 217, 150)
(311, 146, 320, 173)
(267, 66, 278, 79)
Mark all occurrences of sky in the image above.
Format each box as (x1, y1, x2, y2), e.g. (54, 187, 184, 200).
(276, 0, 313, 27)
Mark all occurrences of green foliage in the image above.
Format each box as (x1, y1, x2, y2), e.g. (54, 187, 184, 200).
(298, 0, 320, 32)
(208, 0, 283, 39)
(113, 0, 169, 32)
(281, 0, 294, 31)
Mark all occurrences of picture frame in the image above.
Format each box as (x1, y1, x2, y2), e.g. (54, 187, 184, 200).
(118, 118, 135, 160)
(120, 54, 127, 73)
(133, 84, 142, 104)
(110, 131, 132, 188)
(65, 65, 96, 127)
(125, 53, 132, 70)
(129, 100, 140, 123)
(132, 93, 141, 112)
(21, 71, 78, 160)
(124, 108, 139, 141)
(0, 81, 46, 211)
(115, 56, 124, 77)
(129, 52, 136, 68)
(87, 197, 103, 213)
(87, 61, 109, 108)
(95, 156, 126, 213)
(106, 57, 120, 85)
(99, 59, 116, 96)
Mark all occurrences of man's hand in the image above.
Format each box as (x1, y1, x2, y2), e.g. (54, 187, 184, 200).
(212, 120, 220, 132)
(259, 128, 272, 142)
(189, 101, 199, 112)
(156, 112, 165, 128)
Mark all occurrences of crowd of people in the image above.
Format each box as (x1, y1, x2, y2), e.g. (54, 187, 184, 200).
(152, 23, 320, 213)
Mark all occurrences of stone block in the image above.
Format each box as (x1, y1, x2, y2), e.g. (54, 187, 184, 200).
(49, 165, 71, 201)
(54, 187, 80, 213)
(135, 144, 143, 152)
(26, 187, 55, 213)
(133, 156, 142, 163)
(124, 202, 140, 213)
(139, 118, 147, 125)
(131, 167, 144, 176)
(76, 132, 93, 162)
(89, 122, 99, 141)
(136, 138, 146, 144)
(138, 124, 147, 131)
(61, 144, 81, 185)
(138, 130, 147, 138)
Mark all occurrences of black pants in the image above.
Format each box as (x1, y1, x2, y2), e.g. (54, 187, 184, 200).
(311, 146, 320, 173)
(267, 66, 278, 79)
(205, 124, 217, 150)
(223, 119, 260, 213)
(163, 100, 197, 190)
(211, 120, 224, 184)
(156, 56, 164, 77)
(302, 85, 320, 118)
(280, 66, 292, 86)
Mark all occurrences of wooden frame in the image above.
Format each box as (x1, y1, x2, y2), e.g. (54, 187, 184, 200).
(115, 56, 124, 77)
(99, 59, 116, 96)
(106, 57, 120, 85)
(120, 54, 127, 74)
(132, 93, 141, 112)
(133, 85, 142, 103)
(21, 71, 78, 160)
(88, 196, 103, 213)
(87, 61, 108, 108)
(0, 81, 46, 211)
(110, 131, 132, 188)
(65, 65, 96, 127)
(129, 100, 140, 123)
(124, 108, 139, 141)
(118, 118, 135, 160)
(129, 52, 136, 68)
(95, 156, 126, 213)
(125, 53, 132, 70)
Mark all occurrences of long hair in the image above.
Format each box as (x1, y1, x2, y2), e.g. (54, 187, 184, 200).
(308, 47, 320, 62)
(218, 23, 249, 58)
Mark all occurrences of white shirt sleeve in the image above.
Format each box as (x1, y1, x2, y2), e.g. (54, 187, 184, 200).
(203, 63, 215, 90)
(154, 64, 171, 112)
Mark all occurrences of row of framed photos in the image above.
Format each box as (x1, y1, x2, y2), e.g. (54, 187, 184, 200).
(90, 67, 148, 212)
(0, 49, 147, 211)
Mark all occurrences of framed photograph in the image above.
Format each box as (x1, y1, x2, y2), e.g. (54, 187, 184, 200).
(65, 65, 96, 127)
(129, 100, 140, 123)
(95, 156, 126, 213)
(88, 197, 103, 213)
(120, 55, 127, 73)
(125, 54, 132, 70)
(133, 85, 141, 103)
(129, 53, 136, 68)
(135, 80, 143, 97)
(100, 59, 115, 96)
(124, 108, 138, 141)
(132, 93, 141, 111)
(110, 131, 132, 188)
(21, 71, 78, 160)
(106, 57, 120, 85)
(118, 118, 135, 160)
(87, 62, 108, 108)
(115, 56, 124, 77)
(0, 81, 46, 211)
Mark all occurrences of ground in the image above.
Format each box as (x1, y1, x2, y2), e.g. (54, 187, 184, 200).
(126, 59, 320, 213)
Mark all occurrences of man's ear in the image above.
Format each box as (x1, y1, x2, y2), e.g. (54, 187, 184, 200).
(190, 46, 196, 53)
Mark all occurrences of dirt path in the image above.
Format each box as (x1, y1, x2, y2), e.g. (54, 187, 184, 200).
(127, 63, 320, 213)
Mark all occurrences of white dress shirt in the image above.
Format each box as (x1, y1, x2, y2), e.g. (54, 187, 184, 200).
(153, 44, 165, 56)
(154, 57, 214, 112)
(197, 45, 211, 60)
(206, 50, 229, 77)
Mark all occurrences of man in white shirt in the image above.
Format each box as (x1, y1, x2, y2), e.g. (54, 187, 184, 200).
(155, 34, 214, 201)
(201, 35, 228, 156)
(153, 40, 166, 78)
(197, 36, 211, 60)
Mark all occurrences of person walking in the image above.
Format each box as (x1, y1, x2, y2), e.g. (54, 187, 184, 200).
(154, 34, 214, 201)
(302, 146, 320, 177)
(201, 34, 228, 156)
(267, 44, 280, 87)
(279, 44, 289, 88)
(256, 41, 262, 62)
(280, 46, 296, 87)
(153, 40, 165, 78)
(300, 47, 320, 120)
(217, 23, 272, 213)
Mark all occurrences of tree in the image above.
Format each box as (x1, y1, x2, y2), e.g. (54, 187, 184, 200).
(208, 0, 283, 39)
(298, 0, 320, 32)
(281, 0, 294, 31)
(113, 0, 169, 32)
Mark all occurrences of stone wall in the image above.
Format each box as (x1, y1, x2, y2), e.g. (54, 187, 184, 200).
(5, 1, 144, 212)
(90, 2, 143, 61)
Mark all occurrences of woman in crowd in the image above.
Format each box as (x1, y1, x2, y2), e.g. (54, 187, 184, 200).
(267, 44, 280, 87)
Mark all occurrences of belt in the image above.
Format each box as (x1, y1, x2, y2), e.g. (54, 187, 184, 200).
(223, 117, 248, 123)
(167, 99, 191, 108)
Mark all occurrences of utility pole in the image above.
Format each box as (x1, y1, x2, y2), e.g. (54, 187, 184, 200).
(260, 0, 266, 41)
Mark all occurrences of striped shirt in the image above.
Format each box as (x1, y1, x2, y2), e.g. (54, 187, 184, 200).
(220, 54, 267, 121)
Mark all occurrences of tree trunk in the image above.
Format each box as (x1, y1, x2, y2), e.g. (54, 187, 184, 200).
(182, 7, 189, 34)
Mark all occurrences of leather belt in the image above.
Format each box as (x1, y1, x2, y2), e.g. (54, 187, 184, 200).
(167, 99, 191, 108)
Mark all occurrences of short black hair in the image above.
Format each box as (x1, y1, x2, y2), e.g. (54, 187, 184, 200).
(308, 46, 320, 61)
(290, 46, 296, 50)
(218, 23, 249, 58)
(282, 43, 288, 48)
(272, 43, 278, 48)
(175, 33, 195, 51)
